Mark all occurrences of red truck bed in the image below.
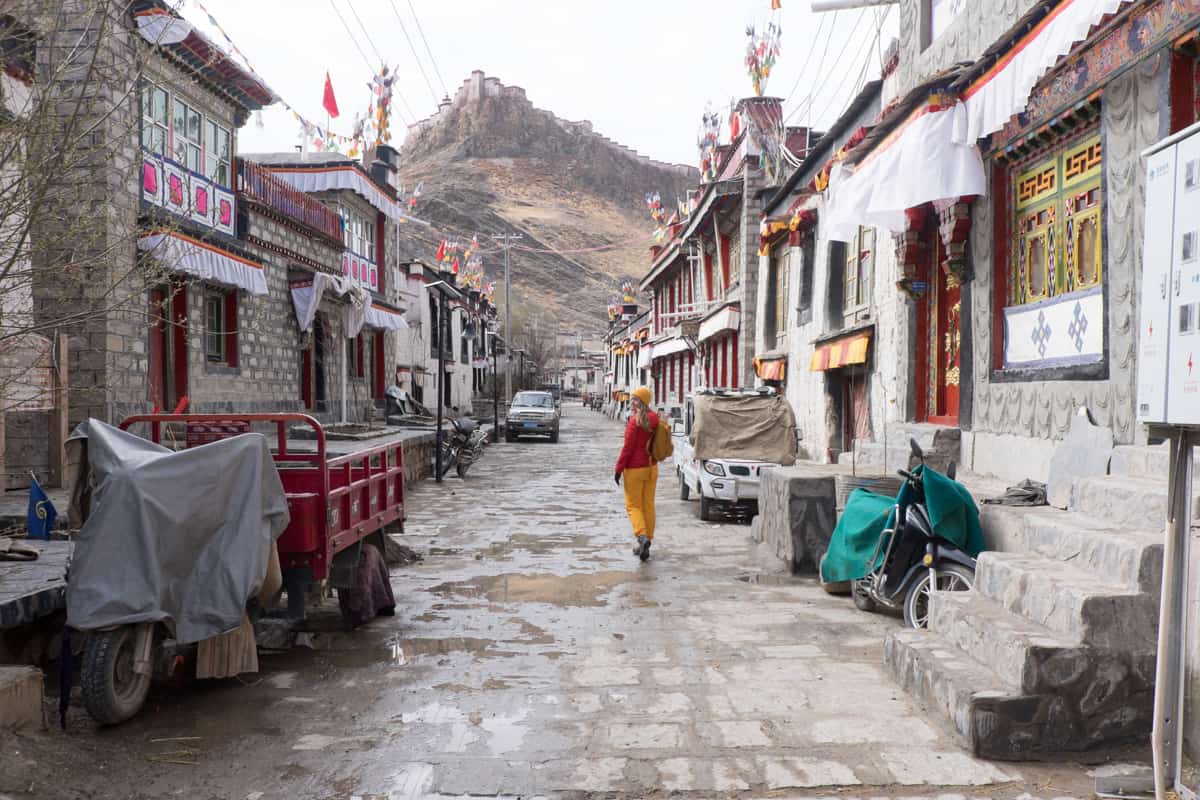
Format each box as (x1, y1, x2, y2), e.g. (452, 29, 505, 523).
(118, 414, 404, 581)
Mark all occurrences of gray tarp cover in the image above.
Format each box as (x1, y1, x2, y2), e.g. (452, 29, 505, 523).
(691, 394, 798, 465)
(65, 420, 290, 644)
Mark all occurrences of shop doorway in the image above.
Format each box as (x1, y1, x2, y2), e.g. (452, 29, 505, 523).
(302, 314, 329, 412)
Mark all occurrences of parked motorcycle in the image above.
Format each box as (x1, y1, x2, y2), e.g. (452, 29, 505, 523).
(439, 417, 488, 479)
(821, 438, 983, 629)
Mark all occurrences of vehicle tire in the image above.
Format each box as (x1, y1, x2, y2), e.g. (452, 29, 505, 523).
(679, 476, 690, 501)
(505, 430, 516, 443)
(851, 579, 877, 613)
(80, 626, 153, 726)
(902, 563, 974, 629)
(549, 429, 559, 443)
(699, 494, 713, 521)
(456, 461, 469, 478)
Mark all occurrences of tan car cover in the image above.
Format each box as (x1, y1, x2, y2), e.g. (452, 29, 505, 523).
(691, 393, 798, 465)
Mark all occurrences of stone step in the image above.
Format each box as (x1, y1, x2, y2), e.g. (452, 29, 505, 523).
(930, 590, 1084, 693)
(974, 551, 1157, 649)
(1020, 513, 1162, 592)
(883, 629, 1068, 759)
(884, 628, 1154, 760)
(1069, 474, 1188, 531)
(1110, 444, 1175, 480)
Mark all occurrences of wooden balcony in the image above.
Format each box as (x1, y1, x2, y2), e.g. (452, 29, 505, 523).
(236, 159, 342, 244)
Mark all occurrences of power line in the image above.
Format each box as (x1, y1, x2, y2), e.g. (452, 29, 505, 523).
(785, 8, 871, 125)
(388, 0, 441, 106)
(345, 0, 385, 65)
(406, 0, 449, 98)
(808, 8, 886, 129)
(327, 0, 375, 74)
(781, 10, 832, 108)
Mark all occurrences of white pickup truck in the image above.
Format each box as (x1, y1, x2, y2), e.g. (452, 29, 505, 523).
(672, 387, 798, 522)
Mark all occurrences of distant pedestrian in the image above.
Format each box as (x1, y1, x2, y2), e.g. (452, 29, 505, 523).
(614, 386, 659, 561)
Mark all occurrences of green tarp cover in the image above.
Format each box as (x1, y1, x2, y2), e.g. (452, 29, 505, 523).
(819, 466, 984, 584)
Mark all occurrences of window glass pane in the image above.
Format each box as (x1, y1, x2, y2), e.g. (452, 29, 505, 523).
(217, 128, 229, 159)
(1028, 237, 1047, 296)
(173, 100, 187, 141)
(1078, 217, 1099, 284)
(205, 120, 216, 154)
(187, 108, 201, 142)
(150, 87, 167, 124)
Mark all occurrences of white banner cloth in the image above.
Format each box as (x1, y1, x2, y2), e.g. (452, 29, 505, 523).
(952, 0, 1122, 144)
(289, 273, 369, 336)
(826, 105, 986, 240)
(653, 338, 691, 359)
(138, 232, 267, 295)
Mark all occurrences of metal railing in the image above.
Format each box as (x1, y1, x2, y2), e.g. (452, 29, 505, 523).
(236, 159, 343, 242)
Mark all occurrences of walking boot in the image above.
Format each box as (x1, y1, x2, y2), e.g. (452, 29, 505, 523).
(639, 538, 652, 562)
(633, 536, 649, 558)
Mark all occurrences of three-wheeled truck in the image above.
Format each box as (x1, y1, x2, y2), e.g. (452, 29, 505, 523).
(69, 413, 406, 725)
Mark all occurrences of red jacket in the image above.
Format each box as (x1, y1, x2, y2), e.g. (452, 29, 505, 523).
(615, 411, 659, 474)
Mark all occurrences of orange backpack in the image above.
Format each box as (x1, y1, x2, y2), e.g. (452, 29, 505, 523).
(647, 419, 674, 463)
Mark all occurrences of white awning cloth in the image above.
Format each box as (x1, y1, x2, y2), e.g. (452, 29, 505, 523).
(266, 166, 425, 224)
(952, 0, 1123, 145)
(698, 307, 740, 343)
(364, 303, 409, 331)
(138, 231, 267, 296)
(637, 346, 653, 370)
(825, 101, 986, 241)
(652, 338, 691, 359)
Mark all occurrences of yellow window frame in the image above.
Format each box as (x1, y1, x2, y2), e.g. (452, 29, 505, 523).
(1070, 198, 1103, 290)
(1019, 199, 1056, 303)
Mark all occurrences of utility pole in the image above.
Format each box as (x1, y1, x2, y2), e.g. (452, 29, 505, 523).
(491, 233, 523, 403)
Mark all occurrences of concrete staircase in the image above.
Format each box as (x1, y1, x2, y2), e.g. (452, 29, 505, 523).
(883, 444, 1173, 760)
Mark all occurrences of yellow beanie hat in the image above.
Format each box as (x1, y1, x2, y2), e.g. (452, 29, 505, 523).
(632, 386, 652, 406)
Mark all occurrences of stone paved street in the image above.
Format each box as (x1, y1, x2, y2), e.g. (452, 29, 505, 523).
(1, 405, 1114, 799)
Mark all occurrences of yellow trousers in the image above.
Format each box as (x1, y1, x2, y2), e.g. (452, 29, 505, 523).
(622, 464, 658, 540)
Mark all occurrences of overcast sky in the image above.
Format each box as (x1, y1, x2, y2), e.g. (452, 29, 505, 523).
(190, 0, 899, 167)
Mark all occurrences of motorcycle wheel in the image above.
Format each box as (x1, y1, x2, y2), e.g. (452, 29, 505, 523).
(902, 563, 974, 629)
(851, 579, 877, 613)
(80, 625, 153, 726)
(456, 461, 469, 478)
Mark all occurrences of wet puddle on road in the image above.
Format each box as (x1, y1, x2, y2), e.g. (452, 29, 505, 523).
(426, 570, 639, 606)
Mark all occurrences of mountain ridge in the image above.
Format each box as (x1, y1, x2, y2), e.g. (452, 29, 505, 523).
(397, 71, 699, 337)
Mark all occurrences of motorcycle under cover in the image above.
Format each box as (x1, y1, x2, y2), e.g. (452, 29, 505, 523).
(691, 394, 798, 465)
(65, 420, 290, 644)
(819, 466, 984, 584)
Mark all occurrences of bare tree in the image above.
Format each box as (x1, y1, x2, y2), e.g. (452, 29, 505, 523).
(0, 1, 191, 487)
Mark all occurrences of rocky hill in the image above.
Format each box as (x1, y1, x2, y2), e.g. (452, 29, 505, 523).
(396, 71, 698, 337)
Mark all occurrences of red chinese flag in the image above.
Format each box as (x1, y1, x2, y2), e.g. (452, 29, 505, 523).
(435, 240, 446, 262)
(322, 71, 340, 118)
(451, 256, 461, 275)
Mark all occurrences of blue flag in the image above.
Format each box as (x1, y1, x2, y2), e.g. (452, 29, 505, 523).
(26, 477, 57, 540)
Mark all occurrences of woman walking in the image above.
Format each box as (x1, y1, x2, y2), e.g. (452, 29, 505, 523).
(614, 386, 659, 561)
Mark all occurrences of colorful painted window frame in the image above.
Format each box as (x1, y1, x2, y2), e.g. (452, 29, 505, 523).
(1009, 129, 1103, 307)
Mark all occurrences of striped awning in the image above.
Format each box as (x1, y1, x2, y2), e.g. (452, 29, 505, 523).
(138, 231, 267, 295)
(754, 356, 787, 381)
(809, 331, 871, 371)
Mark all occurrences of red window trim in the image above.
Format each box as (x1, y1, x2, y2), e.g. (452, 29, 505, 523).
(372, 330, 385, 398)
(720, 234, 731, 291)
(224, 291, 239, 368)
